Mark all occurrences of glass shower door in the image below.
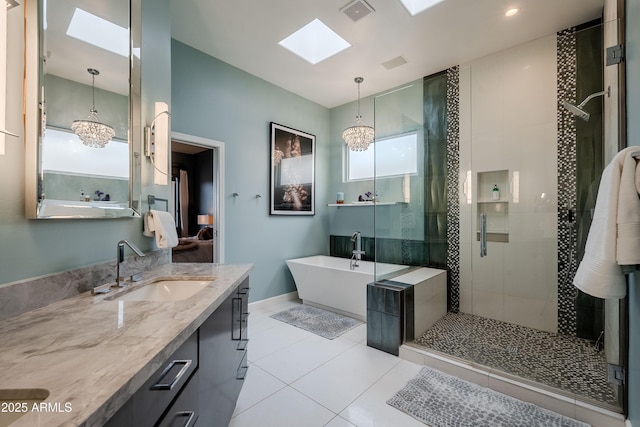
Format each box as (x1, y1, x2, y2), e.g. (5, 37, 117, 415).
(373, 21, 624, 412)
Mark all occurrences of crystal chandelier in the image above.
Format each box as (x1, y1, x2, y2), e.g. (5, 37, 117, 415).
(342, 77, 374, 151)
(71, 68, 115, 148)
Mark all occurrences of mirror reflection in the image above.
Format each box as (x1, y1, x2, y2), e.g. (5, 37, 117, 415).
(33, 0, 137, 218)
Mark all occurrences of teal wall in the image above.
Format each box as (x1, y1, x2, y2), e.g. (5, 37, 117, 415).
(170, 40, 331, 302)
(0, 0, 170, 286)
(627, 0, 640, 422)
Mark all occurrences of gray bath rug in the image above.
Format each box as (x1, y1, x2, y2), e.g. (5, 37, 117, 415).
(270, 305, 362, 339)
(387, 367, 590, 427)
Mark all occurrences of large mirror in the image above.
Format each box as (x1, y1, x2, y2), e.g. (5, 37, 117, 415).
(24, 0, 141, 219)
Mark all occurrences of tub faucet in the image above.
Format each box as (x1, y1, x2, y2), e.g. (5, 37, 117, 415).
(113, 239, 145, 288)
(350, 231, 365, 270)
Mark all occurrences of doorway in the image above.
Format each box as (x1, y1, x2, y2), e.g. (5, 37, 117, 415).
(171, 132, 225, 263)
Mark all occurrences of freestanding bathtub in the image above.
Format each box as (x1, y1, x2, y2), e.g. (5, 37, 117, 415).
(285, 255, 410, 321)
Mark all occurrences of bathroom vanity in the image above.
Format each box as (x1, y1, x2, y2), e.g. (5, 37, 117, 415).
(0, 263, 252, 427)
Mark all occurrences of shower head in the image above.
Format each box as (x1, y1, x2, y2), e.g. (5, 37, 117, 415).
(562, 86, 611, 122)
(562, 100, 590, 121)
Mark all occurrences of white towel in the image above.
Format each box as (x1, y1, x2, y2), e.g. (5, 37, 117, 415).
(573, 146, 640, 299)
(145, 209, 179, 249)
(143, 212, 155, 237)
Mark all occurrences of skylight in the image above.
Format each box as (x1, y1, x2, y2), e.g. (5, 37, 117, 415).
(399, 0, 446, 16)
(66, 8, 129, 57)
(278, 19, 350, 65)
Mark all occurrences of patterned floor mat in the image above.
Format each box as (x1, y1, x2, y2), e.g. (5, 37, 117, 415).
(387, 366, 590, 427)
(270, 305, 362, 339)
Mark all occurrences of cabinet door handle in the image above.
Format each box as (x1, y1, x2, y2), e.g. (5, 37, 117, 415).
(236, 365, 249, 380)
(171, 410, 198, 427)
(237, 339, 249, 351)
(232, 297, 242, 340)
(149, 359, 192, 390)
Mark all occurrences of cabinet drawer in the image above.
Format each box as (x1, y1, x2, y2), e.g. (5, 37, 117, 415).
(133, 332, 198, 426)
(157, 372, 199, 427)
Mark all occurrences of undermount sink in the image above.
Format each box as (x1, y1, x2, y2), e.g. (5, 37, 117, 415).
(109, 279, 213, 302)
(0, 388, 49, 426)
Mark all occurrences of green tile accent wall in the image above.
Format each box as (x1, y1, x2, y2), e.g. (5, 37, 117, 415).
(423, 71, 449, 269)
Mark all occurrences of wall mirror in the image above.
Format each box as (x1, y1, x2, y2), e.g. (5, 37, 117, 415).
(24, 0, 141, 219)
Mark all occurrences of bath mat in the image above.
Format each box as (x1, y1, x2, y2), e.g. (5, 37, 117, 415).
(270, 305, 362, 339)
(387, 367, 590, 427)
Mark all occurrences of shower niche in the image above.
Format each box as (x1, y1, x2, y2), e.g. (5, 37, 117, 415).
(476, 170, 509, 243)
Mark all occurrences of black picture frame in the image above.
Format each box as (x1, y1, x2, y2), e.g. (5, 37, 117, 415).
(269, 122, 315, 215)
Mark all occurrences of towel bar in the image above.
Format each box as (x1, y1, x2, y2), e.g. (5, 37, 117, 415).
(148, 195, 169, 211)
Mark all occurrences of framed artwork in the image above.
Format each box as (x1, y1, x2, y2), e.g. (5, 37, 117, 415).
(269, 122, 315, 215)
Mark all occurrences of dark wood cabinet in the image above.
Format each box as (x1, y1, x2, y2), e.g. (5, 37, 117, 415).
(105, 332, 199, 427)
(105, 279, 249, 427)
(198, 278, 249, 426)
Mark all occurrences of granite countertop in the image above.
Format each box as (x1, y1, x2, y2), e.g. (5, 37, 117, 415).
(0, 263, 253, 427)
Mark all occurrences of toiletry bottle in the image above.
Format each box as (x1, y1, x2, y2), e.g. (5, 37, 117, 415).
(80, 189, 85, 201)
(492, 184, 500, 201)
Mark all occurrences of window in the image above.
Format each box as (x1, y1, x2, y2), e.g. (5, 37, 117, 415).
(41, 127, 129, 178)
(346, 132, 418, 181)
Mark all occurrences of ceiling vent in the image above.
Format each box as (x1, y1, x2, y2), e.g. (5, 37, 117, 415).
(340, 0, 375, 22)
(6, 0, 20, 10)
(382, 56, 408, 70)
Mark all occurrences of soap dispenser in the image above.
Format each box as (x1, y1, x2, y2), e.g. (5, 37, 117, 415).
(492, 184, 500, 201)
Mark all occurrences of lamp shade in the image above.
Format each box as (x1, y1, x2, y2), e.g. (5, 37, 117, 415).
(197, 214, 214, 226)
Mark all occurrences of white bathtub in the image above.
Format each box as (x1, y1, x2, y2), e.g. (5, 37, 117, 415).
(285, 255, 410, 321)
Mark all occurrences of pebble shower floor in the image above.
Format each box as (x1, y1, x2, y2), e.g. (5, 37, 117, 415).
(413, 312, 619, 409)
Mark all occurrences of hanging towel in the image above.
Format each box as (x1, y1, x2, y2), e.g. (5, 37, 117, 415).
(145, 209, 179, 249)
(143, 212, 155, 237)
(573, 146, 640, 299)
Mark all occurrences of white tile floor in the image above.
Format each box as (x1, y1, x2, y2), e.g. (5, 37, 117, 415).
(230, 299, 426, 427)
(230, 299, 614, 427)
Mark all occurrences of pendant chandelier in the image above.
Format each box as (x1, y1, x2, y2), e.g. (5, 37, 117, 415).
(71, 68, 115, 148)
(342, 77, 374, 152)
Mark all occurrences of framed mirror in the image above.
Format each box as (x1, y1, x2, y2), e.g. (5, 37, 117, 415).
(24, 0, 141, 219)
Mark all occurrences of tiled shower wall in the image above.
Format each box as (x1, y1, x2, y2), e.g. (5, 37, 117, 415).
(451, 25, 603, 337)
(456, 33, 559, 333)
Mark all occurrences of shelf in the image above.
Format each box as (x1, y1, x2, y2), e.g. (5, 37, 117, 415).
(327, 202, 400, 207)
(477, 200, 508, 204)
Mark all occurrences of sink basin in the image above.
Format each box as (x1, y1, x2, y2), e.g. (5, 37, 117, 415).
(110, 279, 213, 302)
(0, 388, 49, 426)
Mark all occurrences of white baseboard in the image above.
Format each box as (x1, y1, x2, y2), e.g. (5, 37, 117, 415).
(249, 291, 299, 311)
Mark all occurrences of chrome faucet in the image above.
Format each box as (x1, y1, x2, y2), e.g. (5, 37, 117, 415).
(350, 231, 365, 270)
(114, 240, 145, 288)
(92, 240, 146, 294)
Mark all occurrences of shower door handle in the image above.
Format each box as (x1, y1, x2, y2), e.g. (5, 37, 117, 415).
(480, 213, 487, 257)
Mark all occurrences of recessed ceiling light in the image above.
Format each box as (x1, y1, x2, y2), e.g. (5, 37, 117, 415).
(278, 19, 351, 65)
(66, 8, 129, 57)
(399, 0, 446, 16)
(505, 8, 519, 17)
